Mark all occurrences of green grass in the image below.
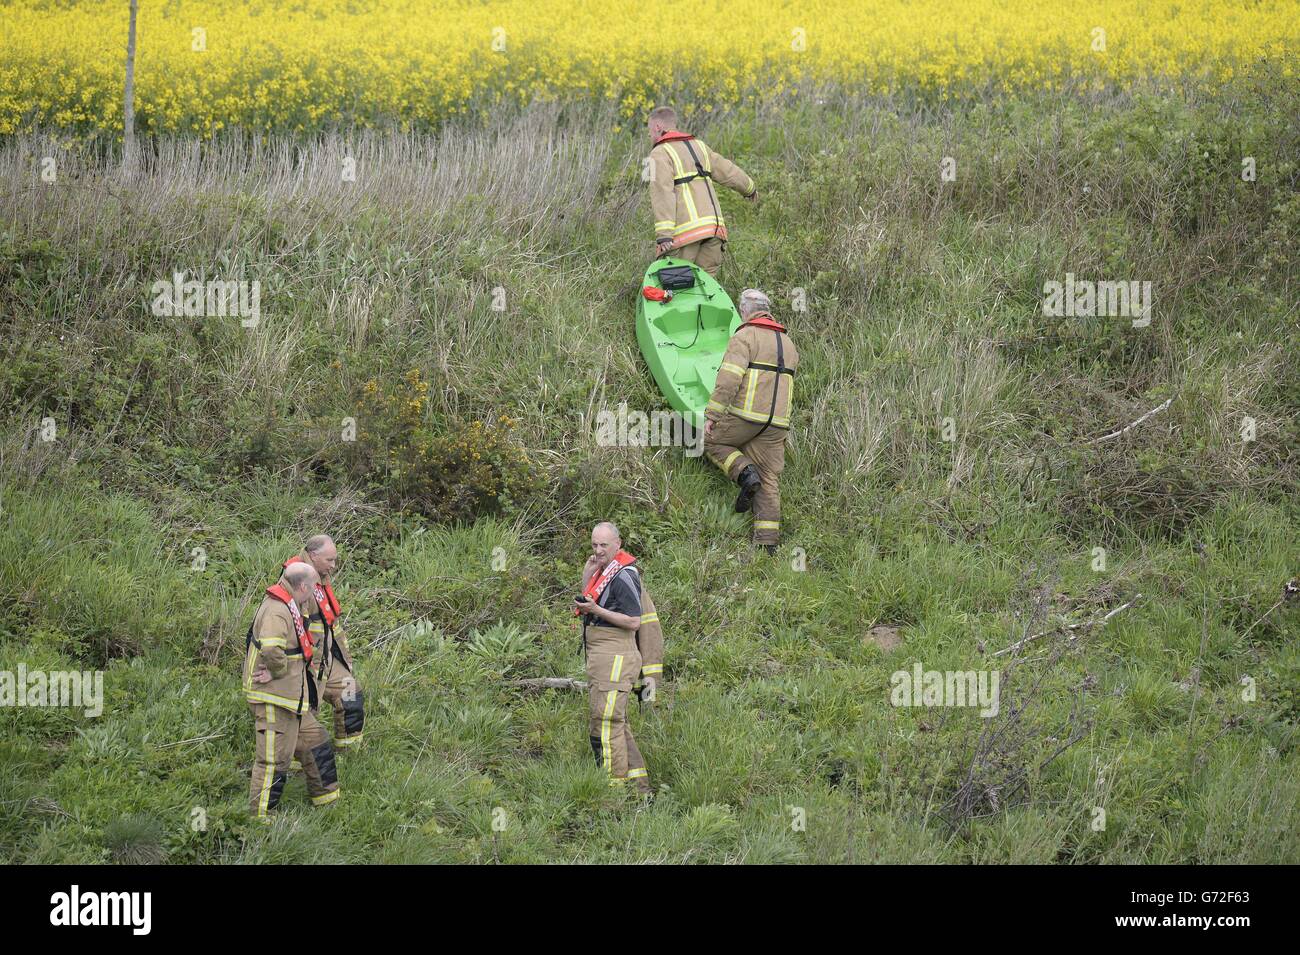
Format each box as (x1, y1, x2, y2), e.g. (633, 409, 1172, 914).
(0, 86, 1297, 863)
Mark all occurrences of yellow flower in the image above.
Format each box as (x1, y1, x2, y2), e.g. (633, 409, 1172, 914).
(3, 0, 1290, 137)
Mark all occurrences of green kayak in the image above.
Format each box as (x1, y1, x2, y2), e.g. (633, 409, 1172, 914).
(635, 258, 741, 427)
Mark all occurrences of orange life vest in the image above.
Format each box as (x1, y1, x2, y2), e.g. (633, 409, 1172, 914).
(653, 130, 695, 146)
(576, 550, 637, 616)
(741, 313, 786, 333)
(264, 583, 313, 662)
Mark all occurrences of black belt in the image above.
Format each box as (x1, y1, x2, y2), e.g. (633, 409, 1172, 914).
(749, 362, 795, 376)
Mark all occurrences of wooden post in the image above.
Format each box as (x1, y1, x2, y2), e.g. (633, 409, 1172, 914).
(123, 0, 138, 174)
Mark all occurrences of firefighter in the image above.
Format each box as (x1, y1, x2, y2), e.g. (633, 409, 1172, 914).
(704, 288, 800, 553)
(285, 535, 364, 748)
(575, 522, 652, 793)
(647, 105, 757, 278)
(243, 561, 340, 819)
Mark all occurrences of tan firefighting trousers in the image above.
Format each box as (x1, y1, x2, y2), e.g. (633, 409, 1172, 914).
(248, 702, 340, 818)
(670, 237, 724, 277)
(705, 415, 787, 545)
(585, 624, 650, 791)
(321, 635, 364, 747)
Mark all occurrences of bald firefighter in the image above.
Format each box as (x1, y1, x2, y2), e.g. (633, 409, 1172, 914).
(285, 534, 364, 748)
(648, 105, 757, 278)
(576, 522, 653, 794)
(704, 288, 800, 553)
(243, 561, 340, 818)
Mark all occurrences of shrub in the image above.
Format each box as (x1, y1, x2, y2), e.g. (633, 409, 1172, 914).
(346, 369, 541, 523)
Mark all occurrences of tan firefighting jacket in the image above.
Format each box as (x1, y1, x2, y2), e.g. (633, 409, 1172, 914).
(636, 580, 663, 685)
(706, 316, 800, 428)
(650, 132, 755, 248)
(242, 593, 311, 714)
(326, 590, 355, 674)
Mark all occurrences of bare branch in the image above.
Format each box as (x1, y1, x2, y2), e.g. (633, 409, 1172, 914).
(1088, 398, 1173, 444)
(994, 594, 1141, 657)
(155, 732, 227, 749)
(1240, 595, 1287, 641)
(509, 677, 587, 691)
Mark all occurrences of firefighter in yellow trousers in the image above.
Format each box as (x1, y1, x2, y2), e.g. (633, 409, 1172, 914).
(243, 561, 340, 818)
(704, 289, 800, 553)
(285, 534, 364, 748)
(647, 105, 757, 277)
(576, 522, 654, 794)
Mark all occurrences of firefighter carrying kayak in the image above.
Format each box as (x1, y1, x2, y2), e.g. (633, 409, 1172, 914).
(704, 288, 800, 553)
(647, 105, 757, 277)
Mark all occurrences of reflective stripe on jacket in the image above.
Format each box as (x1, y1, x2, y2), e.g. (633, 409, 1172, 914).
(636, 581, 663, 682)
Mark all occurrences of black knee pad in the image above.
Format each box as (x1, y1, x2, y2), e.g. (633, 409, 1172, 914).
(589, 736, 603, 766)
(311, 741, 339, 788)
(342, 689, 365, 735)
(267, 772, 287, 811)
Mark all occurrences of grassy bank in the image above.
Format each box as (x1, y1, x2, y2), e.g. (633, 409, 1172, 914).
(1, 86, 1297, 862)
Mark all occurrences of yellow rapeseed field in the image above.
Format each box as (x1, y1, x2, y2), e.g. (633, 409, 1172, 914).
(1, 0, 1297, 136)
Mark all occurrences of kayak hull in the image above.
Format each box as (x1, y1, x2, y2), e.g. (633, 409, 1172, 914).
(635, 258, 741, 428)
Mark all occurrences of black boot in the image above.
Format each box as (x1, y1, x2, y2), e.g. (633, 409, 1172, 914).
(734, 465, 762, 513)
(760, 543, 777, 556)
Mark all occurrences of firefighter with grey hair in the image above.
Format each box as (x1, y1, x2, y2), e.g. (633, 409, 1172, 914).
(282, 534, 364, 748)
(243, 561, 340, 818)
(703, 288, 800, 552)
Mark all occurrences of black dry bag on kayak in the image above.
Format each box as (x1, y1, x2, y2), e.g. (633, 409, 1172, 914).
(657, 265, 696, 291)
